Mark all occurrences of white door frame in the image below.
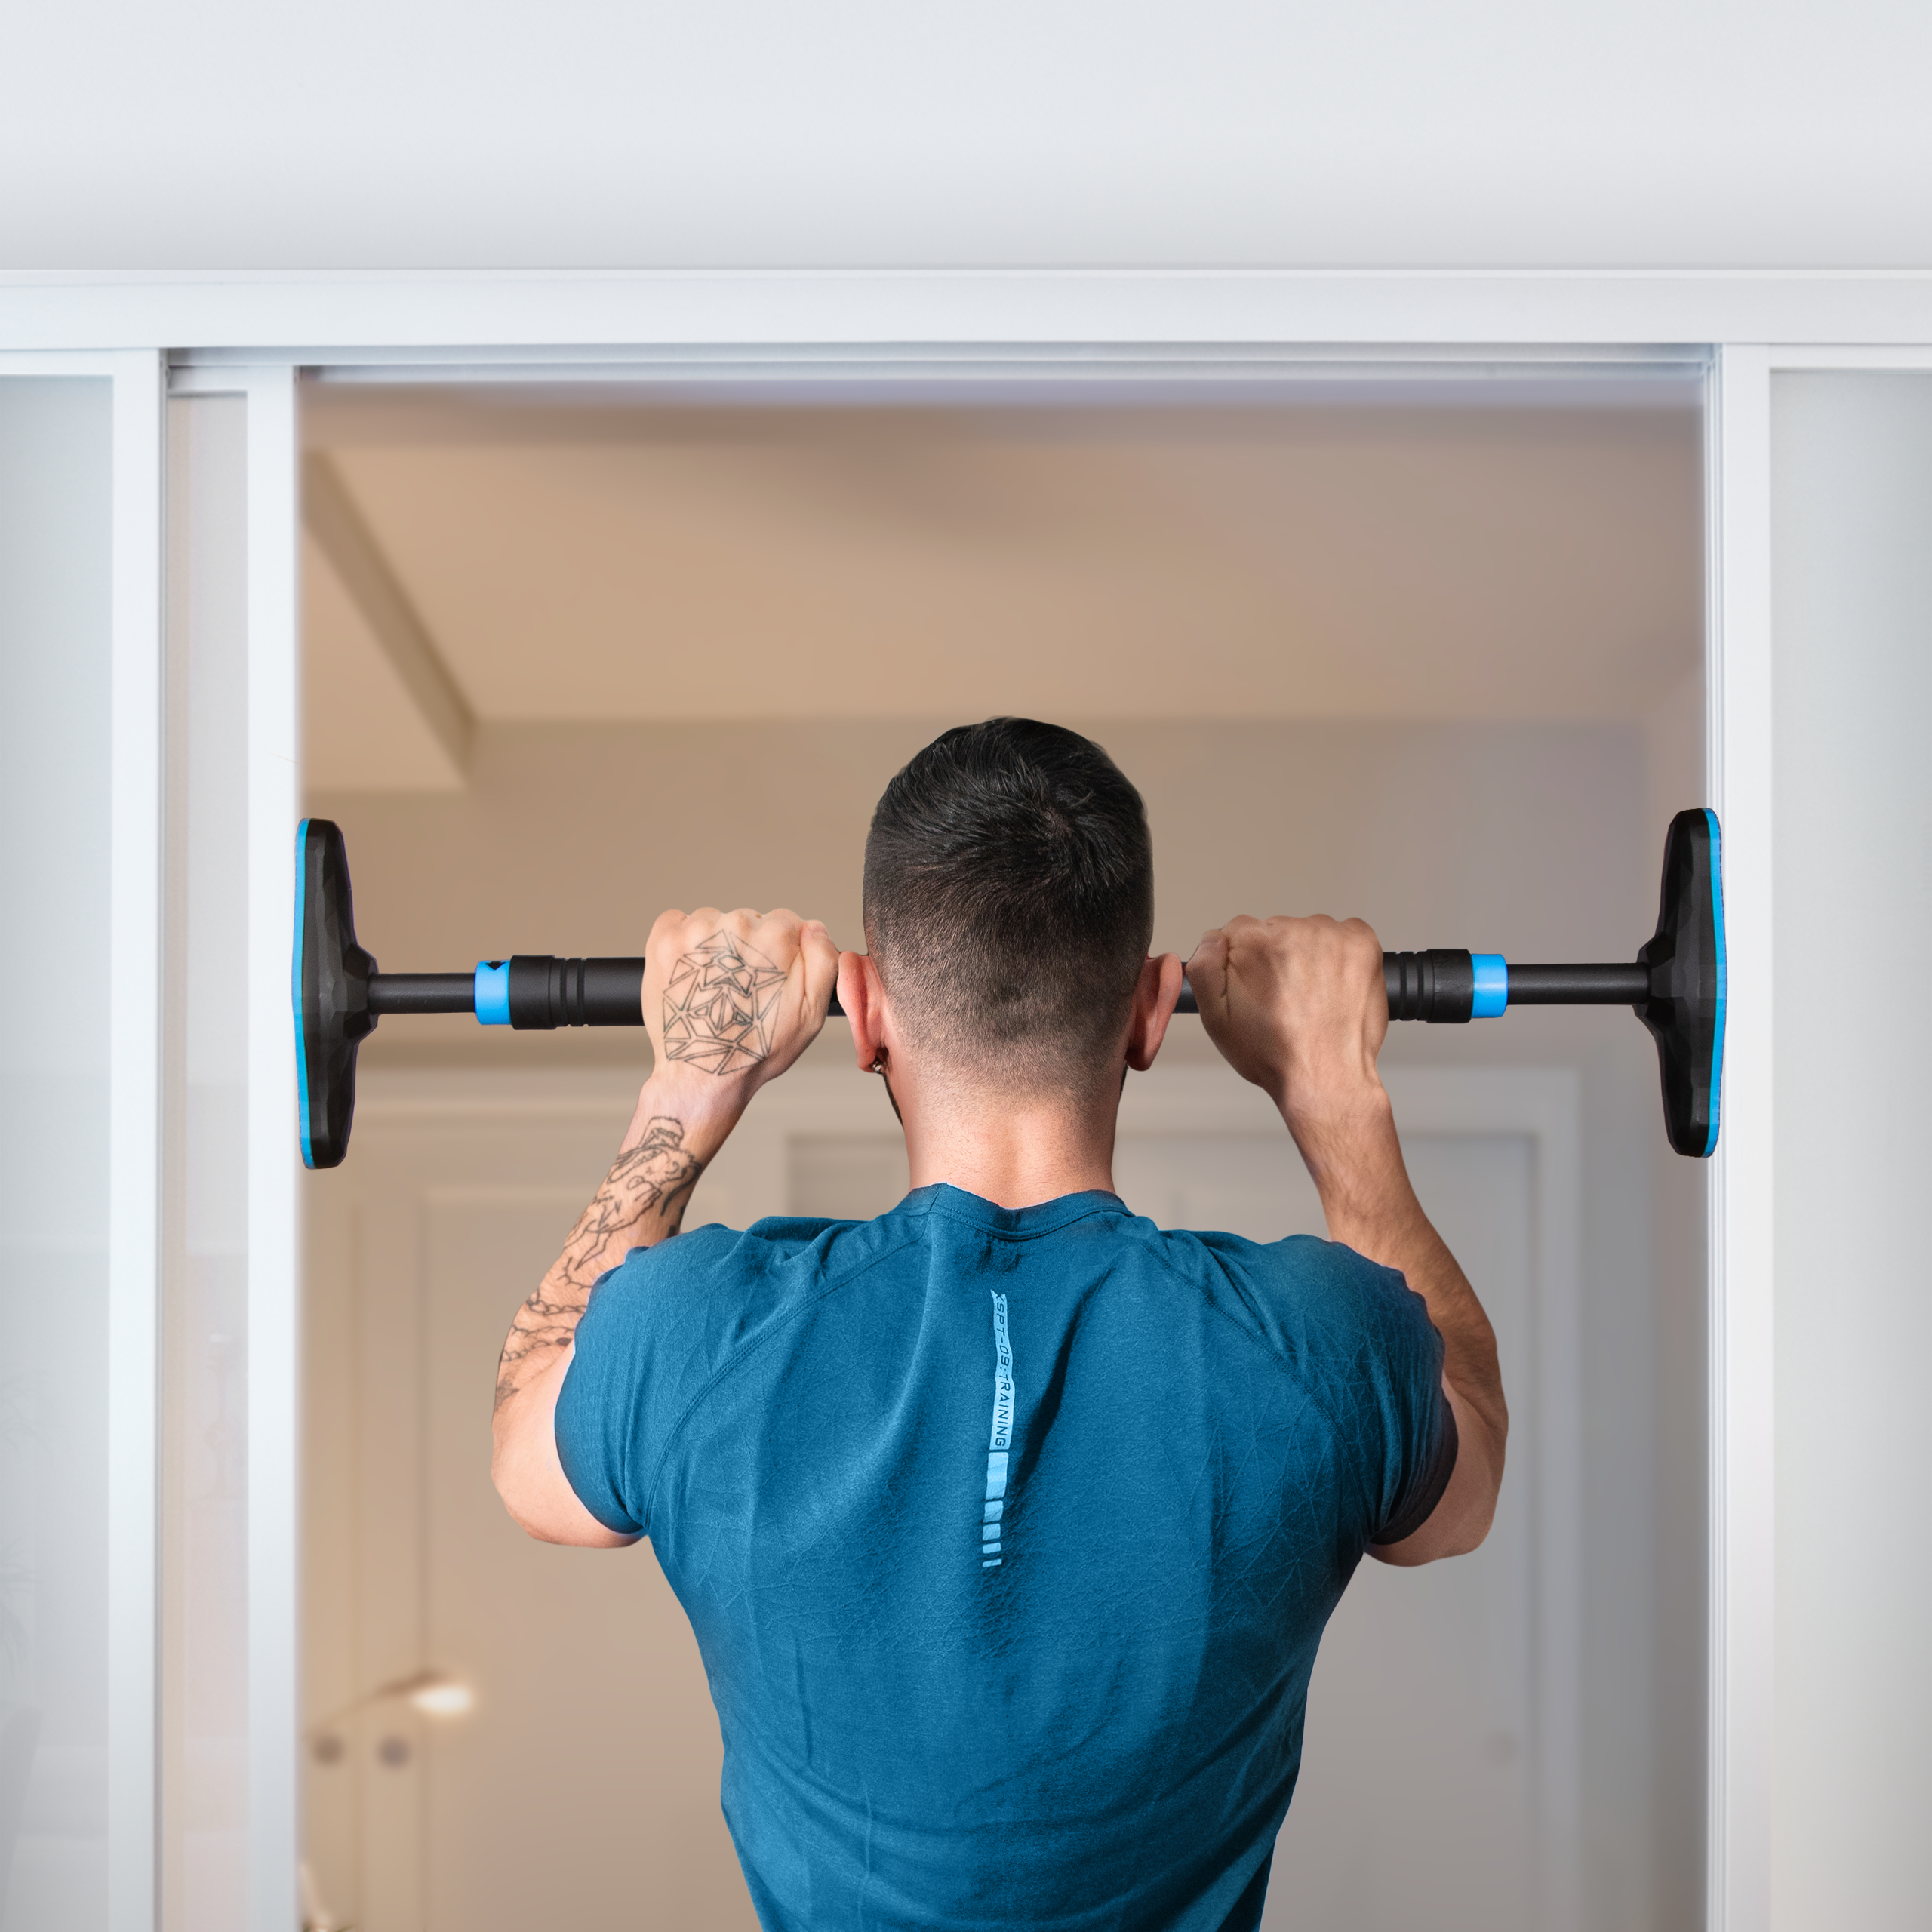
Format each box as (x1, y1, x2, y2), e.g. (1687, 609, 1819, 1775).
(251, 334, 1682, 1932)
(165, 362, 304, 1932)
(242, 368, 303, 1932)
(1706, 344, 1775, 1932)
(111, 303, 1923, 1929)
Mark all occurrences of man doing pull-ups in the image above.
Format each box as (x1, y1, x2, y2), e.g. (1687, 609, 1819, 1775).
(491, 718, 1506, 1932)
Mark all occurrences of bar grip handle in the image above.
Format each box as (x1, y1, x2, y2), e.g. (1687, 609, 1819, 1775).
(1383, 949, 1478, 1023)
(368, 957, 650, 1026)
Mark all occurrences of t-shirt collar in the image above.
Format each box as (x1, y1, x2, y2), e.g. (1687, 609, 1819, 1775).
(906, 1181, 1126, 1236)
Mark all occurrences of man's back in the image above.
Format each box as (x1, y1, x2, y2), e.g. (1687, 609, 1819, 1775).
(556, 1183, 1451, 1932)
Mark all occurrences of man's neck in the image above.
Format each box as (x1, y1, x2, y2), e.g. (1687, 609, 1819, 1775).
(894, 1069, 1121, 1211)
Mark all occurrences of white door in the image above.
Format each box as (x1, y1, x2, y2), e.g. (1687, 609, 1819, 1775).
(305, 1065, 1576, 1932)
(301, 1084, 758, 1932)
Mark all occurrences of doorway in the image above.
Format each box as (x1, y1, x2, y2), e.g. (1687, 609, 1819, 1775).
(292, 371, 1708, 1932)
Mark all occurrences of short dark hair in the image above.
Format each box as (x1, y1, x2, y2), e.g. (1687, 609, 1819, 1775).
(863, 719, 1154, 1085)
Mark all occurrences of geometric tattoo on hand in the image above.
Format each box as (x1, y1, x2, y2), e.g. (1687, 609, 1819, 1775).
(662, 932, 787, 1075)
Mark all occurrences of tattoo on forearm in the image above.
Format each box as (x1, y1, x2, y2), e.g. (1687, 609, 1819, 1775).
(662, 933, 786, 1075)
(494, 1115, 703, 1413)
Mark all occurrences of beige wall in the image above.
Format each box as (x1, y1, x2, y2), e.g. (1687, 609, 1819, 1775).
(315, 712, 1669, 1066)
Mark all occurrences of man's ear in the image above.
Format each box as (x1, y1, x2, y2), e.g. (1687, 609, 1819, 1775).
(1125, 953, 1186, 1072)
(839, 952, 890, 1072)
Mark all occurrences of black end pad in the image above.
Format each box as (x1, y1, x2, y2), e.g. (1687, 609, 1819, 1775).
(1637, 809, 1727, 1158)
(294, 819, 377, 1170)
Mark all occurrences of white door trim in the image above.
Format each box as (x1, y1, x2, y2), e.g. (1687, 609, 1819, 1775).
(1707, 346, 1776, 1932)
(167, 360, 306, 1928)
(162, 358, 305, 1929)
(106, 349, 167, 1932)
(6, 268, 1932, 352)
(242, 365, 304, 1932)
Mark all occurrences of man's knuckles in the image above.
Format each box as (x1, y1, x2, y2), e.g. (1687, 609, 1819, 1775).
(651, 906, 820, 956)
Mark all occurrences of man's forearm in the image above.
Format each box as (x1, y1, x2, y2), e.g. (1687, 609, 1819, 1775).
(488, 908, 835, 1547)
(492, 1082, 729, 1417)
(1284, 1084, 1507, 1450)
(1186, 911, 1505, 1559)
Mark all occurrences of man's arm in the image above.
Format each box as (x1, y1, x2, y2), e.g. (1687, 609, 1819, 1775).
(490, 906, 838, 1547)
(488, 1092, 731, 1546)
(1186, 915, 1507, 1564)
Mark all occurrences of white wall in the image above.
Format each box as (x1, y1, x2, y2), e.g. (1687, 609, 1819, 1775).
(3, 2, 1930, 270)
(1770, 375, 1932, 1930)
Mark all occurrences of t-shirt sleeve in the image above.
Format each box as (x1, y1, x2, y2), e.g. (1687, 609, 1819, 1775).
(1371, 1380, 1457, 1545)
(1233, 1234, 1454, 1549)
(552, 1217, 853, 1542)
(552, 1259, 659, 1538)
(1337, 1246, 1455, 1547)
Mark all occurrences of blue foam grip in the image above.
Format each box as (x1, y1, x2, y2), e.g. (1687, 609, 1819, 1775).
(1705, 809, 1726, 1157)
(1470, 954, 1509, 1019)
(475, 961, 511, 1025)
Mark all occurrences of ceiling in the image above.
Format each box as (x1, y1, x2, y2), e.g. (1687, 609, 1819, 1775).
(301, 383, 1703, 791)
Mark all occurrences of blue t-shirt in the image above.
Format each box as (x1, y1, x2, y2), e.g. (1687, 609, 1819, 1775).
(555, 1183, 1450, 1932)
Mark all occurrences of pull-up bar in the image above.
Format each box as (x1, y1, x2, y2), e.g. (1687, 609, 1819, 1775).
(295, 811, 1724, 1169)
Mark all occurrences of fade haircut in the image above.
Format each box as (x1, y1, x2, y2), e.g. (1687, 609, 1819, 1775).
(863, 719, 1155, 1088)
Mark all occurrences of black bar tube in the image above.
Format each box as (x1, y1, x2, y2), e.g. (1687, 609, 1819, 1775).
(367, 973, 477, 1015)
(1505, 963, 1650, 1004)
(368, 955, 1653, 1026)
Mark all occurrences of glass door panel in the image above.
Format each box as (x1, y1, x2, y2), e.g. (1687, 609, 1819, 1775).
(0, 377, 115, 1930)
